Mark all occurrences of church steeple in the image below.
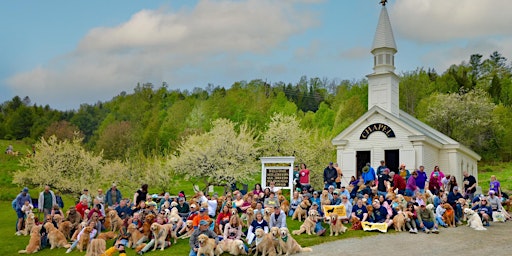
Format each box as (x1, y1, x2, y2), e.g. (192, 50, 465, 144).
(367, 3, 400, 117)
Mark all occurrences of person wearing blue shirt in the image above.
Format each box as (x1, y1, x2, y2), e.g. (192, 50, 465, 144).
(351, 198, 368, 222)
(15, 187, 31, 235)
(472, 197, 493, 226)
(447, 186, 463, 223)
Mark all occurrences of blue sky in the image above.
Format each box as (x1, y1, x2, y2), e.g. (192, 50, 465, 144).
(1, 0, 512, 110)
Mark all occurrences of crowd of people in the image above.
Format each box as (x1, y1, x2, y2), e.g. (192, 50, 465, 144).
(12, 161, 511, 255)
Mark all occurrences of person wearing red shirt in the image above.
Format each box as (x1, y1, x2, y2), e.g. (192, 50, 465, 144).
(390, 171, 406, 195)
(299, 163, 311, 191)
(75, 199, 90, 219)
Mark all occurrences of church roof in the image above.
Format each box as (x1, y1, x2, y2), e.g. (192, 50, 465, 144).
(332, 106, 481, 160)
(371, 6, 397, 52)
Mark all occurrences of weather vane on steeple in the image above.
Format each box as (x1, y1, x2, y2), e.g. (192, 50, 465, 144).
(380, 0, 387, 6)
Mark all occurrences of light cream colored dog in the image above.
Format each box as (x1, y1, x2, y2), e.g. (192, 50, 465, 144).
(20, 212, 35, 236)
(464, 208, 487, 231)
(215, 239, 247, 256)
(292, 200, 310, 222)
(197, 234, 216, 256)
(328, 213, 348, 236)
(292, 210, 318, 235)
(44, 222, 71, 249)
(18, 225, 42, 254)
(150, 222, 169, 251)
(179, 220, 195, 239)
(269, 226, 282, 255)
(279, 227, 313, 255)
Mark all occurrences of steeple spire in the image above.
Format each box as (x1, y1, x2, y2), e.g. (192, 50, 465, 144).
(367, 3, 400, 117)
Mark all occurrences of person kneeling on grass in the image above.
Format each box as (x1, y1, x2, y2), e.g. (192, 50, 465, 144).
(309, 203, 326, 236)
(417, 204, 439, 234)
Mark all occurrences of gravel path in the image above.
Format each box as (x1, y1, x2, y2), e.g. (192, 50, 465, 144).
(297, 221, 512, 256)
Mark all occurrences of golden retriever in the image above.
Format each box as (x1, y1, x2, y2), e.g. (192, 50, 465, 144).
(215, 239, 247, 256)
(127, 223, 145, 248)
(245, 207, 255, 228)
(279, 227, 313, 255)
(320, 190, 331, 206)
(44, 222, 70, 249)
(142, 214, 156, 237)
(77, 226, 93, 252)
(97, 231, 117, 241)
(165, 218, 179, 244)
(179, 220, 195, 239)
(392, 212, 406, 232)
(71, 221, 87, 241)
(254, 228, 277, 256)
(263, 207, 273, 224)
(20, 212, 35, 236)
(442, 203, 456, 227)
(292, 210, 318, 236)
(278, 195, 290, 215)
(108, 210, 123, 232)
(292, 200, 310, 222)
(58, 220, 73, 240)
(269, 227, 282, 254)
(197, 234, 216, 256)
(150, 222, 169, 251)
(328, 213, 348, 236)
(18, 225, 42, 254)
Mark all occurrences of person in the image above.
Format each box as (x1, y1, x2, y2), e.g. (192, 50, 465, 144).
(252, 183, 263, 196)
(76, 198, 90, 219)
(88, 204, 105, 226)
(176, 197, 190, 219)
(299, 163, 311, 191)
(192, 207, 211, 229)
(338, 185, 351, 200)
(376, 168, 390, 197)
(247, 210, 268, 245)
(390, 171, 406, 195)
(434, 199, 448, 228)
(415, 166, 428, 194)
(85, 238, 127, 256)
(428, 173, 441, 195)
(216, 205, 232, 233)
(134, 184, 149, 206)
(361, 163, 376, 185)
(51, 204, 64, 219)
(66, 220, 99, 253)
(137, 216, 172, 254)
(404, 202, 418, 233)
(80, 189, 93, 208)
(462, 171, 477, 201)
(224, 215, 243, 240)
(269, 205, 287, 229)
(323, 162, 338, 189)
(398, 164, 410, 181)
(288, 191, 302, 217)
(334, 163, 343, 189)
(206, 194, 218, 218)
(267, 181, 280, 193)
(233, 191, 245, 213)
(369, 199, 393, 228)
(447, 186, 463, 224)
(417, 204, 439, 233)
(405, 171, 418, 196)
(95, 188, 105, 205)
(309, 203, 326, 236)
(38, 185, 56, 220)
(105, 183, 122, 208)
(472, 197, 492, 226)
(331, 190, 341, 205)
(340, 194, 352, 222)
(351, 198, 368, 222)
(189, 219, 218, 256)
(376, 160, 387, 176)
(430, 166, 445, 189)
(115, 199, 132, 219)
(263, 191, 279, 208)
(65, 206, 83, 237)
(21, 200, 34, 216)
(5, 144, 13, 154)
(447, 176, 458, 194)
(489, 175, 502, 197)
(15, 187, 31, 235)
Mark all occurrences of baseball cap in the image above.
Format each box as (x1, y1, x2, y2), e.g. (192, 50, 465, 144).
(341, 185, 346, 188)
(147, 201, 157, 207)
(111, 182, 117, 187)
(329, 162, 333, 165)
(199, 207, 206, 212)
(453, 186, 459, 191)
(22, 187, 29, 193)
(373, 199, 380, 204)
(199, 220, 209, 226)
(333, 191, 339, 195)
(311, 202, 318, 206)
(328, 185, 334, 189)
(488, 190, 495, 195)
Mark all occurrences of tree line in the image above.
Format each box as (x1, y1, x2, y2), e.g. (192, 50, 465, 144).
(2, 51, 512, 163)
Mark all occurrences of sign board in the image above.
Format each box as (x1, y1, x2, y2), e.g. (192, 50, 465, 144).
(261, 157, 295, 201)
(322, 204, 346, 218)
(360, 123, 395, 139)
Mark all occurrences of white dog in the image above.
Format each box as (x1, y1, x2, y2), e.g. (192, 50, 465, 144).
(464, 208, 487, 231)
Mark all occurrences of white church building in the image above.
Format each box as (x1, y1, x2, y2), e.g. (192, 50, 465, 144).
(332, 5, 481, 184)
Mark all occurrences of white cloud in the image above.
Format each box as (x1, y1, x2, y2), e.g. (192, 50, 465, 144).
(391, 0, 512, 43)
(7, 0, 318, 109)
(339, 46, 368, 60)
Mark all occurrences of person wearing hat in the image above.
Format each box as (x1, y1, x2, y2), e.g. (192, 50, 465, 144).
(447, 186, 463, 224)
(176, 197, 190, 219)
(309, 202, 327, 236)
(339, 185, 350, 200)
(323, 162, 338, 189)
(417, 203, 439, 233)
(189, 219, 218, 256)
(14, 187, 31, 235)
(187, 204, 199, 222)
(192, 207, 211, 229)
(80, 188, 92, 208)
(486, 190, 511, 220)
(269, 205, 287, 229)
(330, 190, 341, 205)
(428, 172, 441, 195)
(471, 196, 493, 226)
(105, 182, 122, 208)
(145, 201, 158, 216)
